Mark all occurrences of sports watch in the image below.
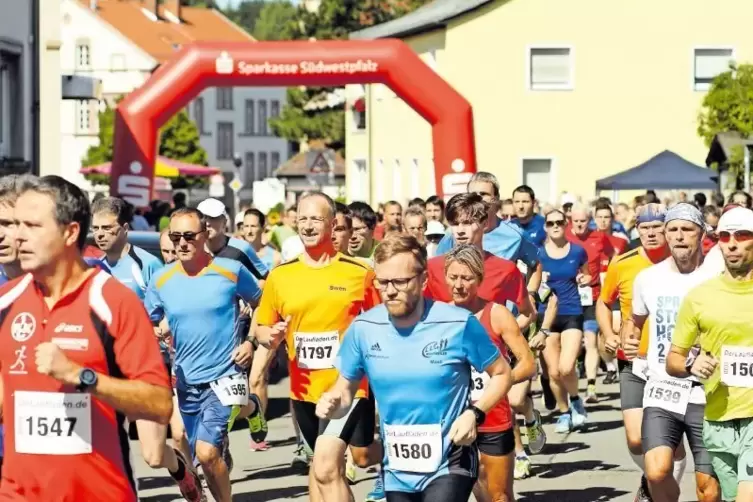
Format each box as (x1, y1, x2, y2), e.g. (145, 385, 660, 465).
(76, 368, 98, 392)
(467, 405, 486, 425)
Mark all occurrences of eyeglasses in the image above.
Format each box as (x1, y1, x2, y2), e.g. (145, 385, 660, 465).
(374, 274, 419, 291)
(718, 230, 753, 243)
(545, 220, 566, 228)
(168, 231, 204, 243)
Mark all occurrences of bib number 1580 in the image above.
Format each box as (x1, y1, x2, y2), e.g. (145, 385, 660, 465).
(391, 443, 432, 460)
(23, 416, 77, 437)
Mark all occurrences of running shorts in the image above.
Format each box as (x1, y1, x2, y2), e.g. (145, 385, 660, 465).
(582, 305, 599, 333)
(703, 417, 753, 501)
(536, 314, 584, 333)
(386, 472, 476, 502)
(292, 392, 375, 452)
(619, 361, 646, 411)
(177, 383, 233, 454)
(477, 429, 515, 457)
(641, 403, 714, 475)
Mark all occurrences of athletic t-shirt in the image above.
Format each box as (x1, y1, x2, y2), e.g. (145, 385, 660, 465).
(255, 253, 381, 403)
(424, 252, 526, 313)
(538, 243, 588, 315)
(566, 229, 614, 303)
(673, 276, 753, 421)
(257, 245, 278, 271)
(336, 300, 499, 493)
(436, 219, 539, 270)
(632, 258, 720, 404)
(145, 257, 262, 386)
(511, 214, 546, 247)
(214, 236, 269, 281)
(0, 271, 169, 501)
(475, 303, 513, 433)
(599, 248, 654, 360)
(106, 245, 162, 301)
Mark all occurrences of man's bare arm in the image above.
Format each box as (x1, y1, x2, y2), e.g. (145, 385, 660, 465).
(595, 299, 616, 339)
(91, 375, 173, 424)
(666, 345, 691, 378)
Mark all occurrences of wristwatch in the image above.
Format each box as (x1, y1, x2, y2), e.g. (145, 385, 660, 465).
(76, 368, 98, 392)
(539, 329, 552, 337)
(467, 405, 486, 425)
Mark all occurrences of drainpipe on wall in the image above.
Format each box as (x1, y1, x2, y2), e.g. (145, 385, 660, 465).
(31, 0, 40, 175)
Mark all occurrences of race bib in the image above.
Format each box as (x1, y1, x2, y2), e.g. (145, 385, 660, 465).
(384, 423, 442, 473)
(294, 331, 340, 370)
(721, 346, 753, 388)
(470, 370, 490, 402)
(643, 378, 692, 415)
(578, 286, 593, 306)
(631, 358, 649, 381)
(15, 391, 92, 455)
(210, 374, 249, 406)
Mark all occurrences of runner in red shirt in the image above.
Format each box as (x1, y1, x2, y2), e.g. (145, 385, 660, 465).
(442, 245, 535, 502)
(566, 204, 615, 402)
(0, 176, 172, 502)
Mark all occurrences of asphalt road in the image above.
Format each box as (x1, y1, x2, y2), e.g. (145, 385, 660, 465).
(134, 378, 699, 502)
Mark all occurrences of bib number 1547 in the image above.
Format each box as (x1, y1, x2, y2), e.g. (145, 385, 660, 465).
(23, 416, 77, 437)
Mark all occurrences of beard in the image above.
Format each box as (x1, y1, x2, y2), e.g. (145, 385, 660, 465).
(385, 295, 421, 319)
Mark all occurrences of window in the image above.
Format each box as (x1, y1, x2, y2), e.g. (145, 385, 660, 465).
(110, 53, 126, 72)
(194, 98, 208, 135)
(528, 47, 573, 91)
(75, 100, 94, 135)
(217, 122, 234, 160)
(75, 41, 91, 70)
(245, 151, 256, 181)
(694, 48, 735, 91)
(521, 158, 553, 205)
(258, 100, 268, 136)
(271, 151, 281, 173)
(216, 87, 233, 110)
(0, 51, 22, 157)
(271, 100, 280, 118)
(244, 99, 255, 135)
(259, 152, 268, 178)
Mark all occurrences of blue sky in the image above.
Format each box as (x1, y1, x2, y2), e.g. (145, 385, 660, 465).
(215, 0, 300, 8)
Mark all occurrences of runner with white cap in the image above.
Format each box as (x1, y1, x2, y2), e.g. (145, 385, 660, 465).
(626, 202, 721, 502)
(668, 206, 753, 502)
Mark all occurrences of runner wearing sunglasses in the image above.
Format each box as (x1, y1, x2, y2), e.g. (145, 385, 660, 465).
(539, 209, 591, 433)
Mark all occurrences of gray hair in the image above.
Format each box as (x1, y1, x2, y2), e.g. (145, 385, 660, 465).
(0, 174, 36, 206)
(468, 172, 500, 198)
(403, 206, 427, 229)
(91, 197, 132, 226)
(444, 244, 485, 282)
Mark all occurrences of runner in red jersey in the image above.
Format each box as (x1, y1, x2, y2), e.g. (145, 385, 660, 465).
(0, 176, 172, 502)
(566, 204, 616, 402)
(442, 245, 535, 502)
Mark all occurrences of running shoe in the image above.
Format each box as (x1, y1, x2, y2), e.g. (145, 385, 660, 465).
(540, 377, 556, 411)
(603, 370, 618, 384)
(291, 443, 310, 469)
(247, 394, 269, 444)
(221, 434, 234, 474)
(634, 475, 653, 502)
(585, 384, 598, 403)
(513, 454, 532, 480)
(570, 398, 588, 427)
(174, 449, 206, 502)
(555, 413, 572, 434)
(345, 460, 357, 485)
(526, 409, 547, 455)
(249, 439, 270, 451)
(365, 471, 386, 502)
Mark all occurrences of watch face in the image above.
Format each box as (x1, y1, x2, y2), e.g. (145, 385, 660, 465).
(81, 369, 97, 386)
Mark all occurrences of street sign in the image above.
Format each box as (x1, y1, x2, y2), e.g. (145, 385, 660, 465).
(229, 177, 243, 193)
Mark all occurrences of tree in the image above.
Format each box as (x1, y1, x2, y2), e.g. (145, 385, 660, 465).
(253, 1, 297, 41)
(224, 0, 266, 35)
(269, 0, 432, 150)
(697, 63, 753, 184)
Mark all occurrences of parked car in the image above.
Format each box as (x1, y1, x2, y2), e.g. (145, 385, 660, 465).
(86, 231, 163, 262)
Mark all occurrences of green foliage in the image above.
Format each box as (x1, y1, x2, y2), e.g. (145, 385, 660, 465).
(82, 99, 119, 168)
(269, 0, 431, 150)
(253, 1, 297, 41)
(223, 0, 266, 35)
(698, 63, 753, 184)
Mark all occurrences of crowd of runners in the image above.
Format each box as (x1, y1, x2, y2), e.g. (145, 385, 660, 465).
(0, 171, 751, 502)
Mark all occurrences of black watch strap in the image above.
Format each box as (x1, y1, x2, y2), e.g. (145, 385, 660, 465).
(468, 405, 485, 425)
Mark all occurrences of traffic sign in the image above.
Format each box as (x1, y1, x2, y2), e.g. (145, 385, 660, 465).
(229, 177, 243, 193)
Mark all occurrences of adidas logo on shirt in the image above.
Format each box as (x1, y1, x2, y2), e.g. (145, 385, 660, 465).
(371, 342, 381, 352)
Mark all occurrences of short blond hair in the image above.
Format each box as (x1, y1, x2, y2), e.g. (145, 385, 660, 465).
(444, 244, 484, 282)
(374, 234, 427, 272)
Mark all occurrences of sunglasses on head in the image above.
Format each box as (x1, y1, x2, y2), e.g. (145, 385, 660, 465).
(168, 231, 204, 243)
(718, 230, 753, 243)
(545, 219, 566, 228)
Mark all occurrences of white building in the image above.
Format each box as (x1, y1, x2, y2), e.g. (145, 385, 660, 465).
(60, 0, 289, 199)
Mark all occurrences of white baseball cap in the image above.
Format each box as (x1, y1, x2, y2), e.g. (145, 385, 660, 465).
(718, 206, 753, 233)
(426, 220, 446, 236)
(197, 198, 227, 219)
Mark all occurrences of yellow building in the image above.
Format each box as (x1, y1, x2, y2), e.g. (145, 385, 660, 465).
(345, 0, 752, 206)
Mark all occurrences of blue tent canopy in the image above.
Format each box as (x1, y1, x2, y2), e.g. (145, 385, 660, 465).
(595, 150, 718, 190)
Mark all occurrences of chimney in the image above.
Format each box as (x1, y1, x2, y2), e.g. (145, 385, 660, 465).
(165, 0, 182, 21)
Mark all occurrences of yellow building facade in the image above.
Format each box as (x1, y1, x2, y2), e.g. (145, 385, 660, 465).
(345, 0, 753, 206)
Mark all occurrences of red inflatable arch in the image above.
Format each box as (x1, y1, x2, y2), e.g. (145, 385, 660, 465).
(110, 39, 476, 207)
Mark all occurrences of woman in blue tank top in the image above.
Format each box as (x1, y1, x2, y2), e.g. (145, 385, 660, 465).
(537, 209, 591, 434)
